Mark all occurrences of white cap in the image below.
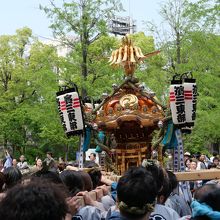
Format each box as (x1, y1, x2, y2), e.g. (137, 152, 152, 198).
(184, 152, 191, 156)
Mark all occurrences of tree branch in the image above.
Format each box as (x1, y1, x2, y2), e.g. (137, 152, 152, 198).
(88, 33, 101, 45)
(49, 0, 79, 33)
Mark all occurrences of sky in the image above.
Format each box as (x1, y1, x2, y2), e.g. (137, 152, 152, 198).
(0, 0, 166, 40)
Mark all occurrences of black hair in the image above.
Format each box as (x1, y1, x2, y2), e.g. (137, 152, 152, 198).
(35, 157, 42, 165)
(0, 180, 68, 220)
(89, 153, 96, 158)
(166, 170, 178, 191)
(87, 168, 101, 189)
(208, 157, 219, 169)
(33, 170, 62, 184)
(3, 167, 22, 189)
(117, 167, 157, 219)
(84, 160, 99, 168)
(84, 161, 101, 189)
(59, 170, 84, 196)
(46, 152, 53, 156)
(78, 171, 93, 191)
(208, 164, 217, 169)
(157, 174, 172, 204)
(194, 184, 220, 212)
(213, 151, 218, 157)
(58, 163, 66, 172)
(185, 158, 192, 167)
(142, 162, 164, 192)
(213, 157, 219, 162)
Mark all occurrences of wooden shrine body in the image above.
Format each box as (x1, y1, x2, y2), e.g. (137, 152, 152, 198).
(93, 78, 165, 174)
(83, 36, 165, 174)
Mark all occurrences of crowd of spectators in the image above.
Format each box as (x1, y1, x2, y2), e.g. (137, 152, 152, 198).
(182, 151, 220, 195)
(0, 150, 220, 220)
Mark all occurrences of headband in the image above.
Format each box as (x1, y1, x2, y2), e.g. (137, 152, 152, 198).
(118, 201, 155, 215)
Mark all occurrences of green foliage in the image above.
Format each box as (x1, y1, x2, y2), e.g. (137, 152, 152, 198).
(180, 32, 220, 151)
(0, 28, 167, 162)
(120, 33, 167, 102)
(153, 0, 220, 152)
(1, 0, 219, 162)
(0, 28, 78, 162)
(185, 0, 220, 32)
(40, 0, 123, 97)
(40, 0, 122, 41)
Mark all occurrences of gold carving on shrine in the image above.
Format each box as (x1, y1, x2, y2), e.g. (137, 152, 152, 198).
(119, 94, 138, 108)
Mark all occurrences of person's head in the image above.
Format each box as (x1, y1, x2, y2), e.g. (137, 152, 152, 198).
(185, 158, 191, 169)
(89, 153, 96, 162)
(213, 151, 218, 157)
(184, 152, 191, 161)
(117, 167, 157, 219)
(166, 170, 178, 191)
(0, 180, 68, 220)
(36, 158, 42, 168)
(46, 152, 53, 159)
(190, 159, 198, 170)
(58, 163, 66, 172)
(33, 170, 62, 184)
(213, 157, 219, 166)
(59, 157, 65, 163)
(12, 159, 17, 167)
(19, 155, 25, 162)
(194, 183, 220, 208)
(199, 154, 206, 162)
(142, 159, 164, 192)
(157, 173, 172, 204)
(87, 168, 102, 189)
(78, 170, 93, 191)
(84, 161, 101, 189)
(59, 170, 84, 196)
(3, 167, 22, 189)
(192, 183, 220, 220)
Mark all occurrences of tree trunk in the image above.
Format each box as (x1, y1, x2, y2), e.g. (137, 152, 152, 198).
(80, 1, 89, 98)
(81, 44, 88, 98)
(176, 31, 181, 64)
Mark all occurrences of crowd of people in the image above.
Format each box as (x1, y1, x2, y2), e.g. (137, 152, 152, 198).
(184, 152, 220, 171)
(182, 151, 220, 195)
(0, 150, 220, 220)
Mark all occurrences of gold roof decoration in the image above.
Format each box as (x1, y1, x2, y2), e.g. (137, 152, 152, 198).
(108, 35, 160, 76)
(119, 94, 138, 108)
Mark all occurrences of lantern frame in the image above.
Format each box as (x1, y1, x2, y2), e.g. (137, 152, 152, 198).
(56, 84, 85, 137)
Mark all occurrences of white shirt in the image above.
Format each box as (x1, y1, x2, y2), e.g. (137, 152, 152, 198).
(17, 161, 28, 169)
(149, 204, 180, 220)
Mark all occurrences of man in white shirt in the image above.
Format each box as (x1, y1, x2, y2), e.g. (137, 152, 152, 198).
(17, 155, 28, 170)
(89, 153, 96, 162)
(196, 154, 207, 170)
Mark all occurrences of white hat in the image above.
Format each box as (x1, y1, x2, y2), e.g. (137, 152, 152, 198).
(184, 152, 191, 156)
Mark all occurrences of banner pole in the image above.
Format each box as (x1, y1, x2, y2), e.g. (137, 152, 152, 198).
(78, 134, 84, 169)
